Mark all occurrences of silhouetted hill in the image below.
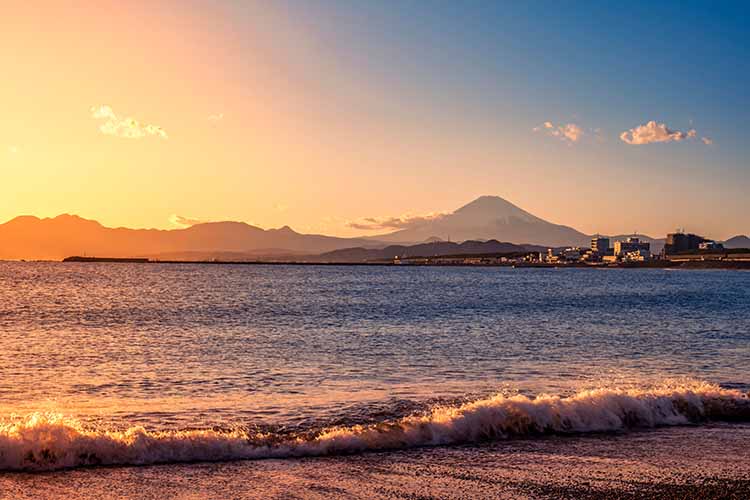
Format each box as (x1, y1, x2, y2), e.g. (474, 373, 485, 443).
(309, 240, 546, 263)
(0, 215, 382, 261)
(724, 235, 750, 249)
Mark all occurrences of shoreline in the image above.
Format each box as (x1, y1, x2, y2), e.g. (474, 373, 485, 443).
(56, 256, 750, 270)
(3, 423, 748, 499)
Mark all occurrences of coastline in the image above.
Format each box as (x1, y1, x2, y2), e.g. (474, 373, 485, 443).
(58, 255, 750, 270)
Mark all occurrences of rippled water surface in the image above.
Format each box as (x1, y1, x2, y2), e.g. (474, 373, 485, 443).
(1, 262, 748, 429)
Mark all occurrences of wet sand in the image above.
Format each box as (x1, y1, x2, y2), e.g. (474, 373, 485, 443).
(2, 423, 749, 499)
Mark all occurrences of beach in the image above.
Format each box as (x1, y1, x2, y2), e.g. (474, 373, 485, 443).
(3, 423, 749, 499)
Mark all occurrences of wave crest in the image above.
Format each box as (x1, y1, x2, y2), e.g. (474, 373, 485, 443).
(1, 380, 748, 471)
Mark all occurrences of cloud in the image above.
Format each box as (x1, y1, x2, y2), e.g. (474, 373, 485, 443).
(91, 105, 167, 139)
(273, 203, 289, 212)
(169, 215, 209, 228)
(701, 137, 713, 145)
(7, 145, 19, 154)
(533, 121, 584, 143)
(619, 121, 696, 145)
(208, 113, 224, 121)
(347, 212, 446, 231)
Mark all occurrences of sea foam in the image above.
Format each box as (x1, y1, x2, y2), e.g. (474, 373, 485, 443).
(1, 380, 747, 471)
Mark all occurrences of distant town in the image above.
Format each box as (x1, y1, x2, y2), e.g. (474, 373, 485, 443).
(390, 231, 750, 268)
(539, 232, 730, 264)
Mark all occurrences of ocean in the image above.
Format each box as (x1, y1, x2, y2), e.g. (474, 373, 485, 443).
(0, 262, 748, 498)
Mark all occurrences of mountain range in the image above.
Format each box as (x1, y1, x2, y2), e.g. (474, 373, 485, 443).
(0, 196, 744, 261)
(0, 215, 380, 261)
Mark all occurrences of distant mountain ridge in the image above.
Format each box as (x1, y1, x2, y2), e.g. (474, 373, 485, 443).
(0, 214, 381, 261)
(1, 196, 729, 261)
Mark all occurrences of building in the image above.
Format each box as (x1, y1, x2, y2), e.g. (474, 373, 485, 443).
(623, 249, 650, 262)
(581, 249, 599, 262)
(614, 237, 650, 257)
(664, 232, 706, 255)
(543, 247, 582, 263)
(560, 247, 582, 261)
(698, 240, 724, 251)
(591, 236, 610, 255)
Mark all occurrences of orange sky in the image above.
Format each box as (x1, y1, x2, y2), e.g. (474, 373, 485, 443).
(1, 1, 746, 239)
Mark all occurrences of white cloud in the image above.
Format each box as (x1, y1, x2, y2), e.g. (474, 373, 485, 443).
(560, 123, 583, 142)
(701, 137, 713, 145)
(347, 212, 446, 231)
(91, 105, 167, 139)
(8, 145, 19, 154)
(619, 121, 696, 145)
(208, 113, 224, 121)
(533, 121, 584, 143)
(169, 215, 209, 228)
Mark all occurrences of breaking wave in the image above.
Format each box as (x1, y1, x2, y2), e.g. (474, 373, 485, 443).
(1, 380, 748, 471)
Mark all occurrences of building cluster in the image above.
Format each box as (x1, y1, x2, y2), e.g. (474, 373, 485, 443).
(538, 231, 725, 265)
(539, 236, 652, 264)
(390, 230, 734, 267)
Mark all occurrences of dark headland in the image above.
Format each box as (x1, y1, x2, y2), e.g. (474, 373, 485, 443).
(62, 256, 149, 263)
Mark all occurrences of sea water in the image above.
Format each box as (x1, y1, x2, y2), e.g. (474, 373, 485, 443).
(0, 262, 748, 477)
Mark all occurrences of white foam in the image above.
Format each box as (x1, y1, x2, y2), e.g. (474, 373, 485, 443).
(1, 380, 747, 471)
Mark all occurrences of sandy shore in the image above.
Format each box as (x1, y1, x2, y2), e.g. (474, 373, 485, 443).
(2, 423, 749, 499)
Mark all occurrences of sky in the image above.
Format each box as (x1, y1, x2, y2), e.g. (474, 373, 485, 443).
(1, 0, 748, 239)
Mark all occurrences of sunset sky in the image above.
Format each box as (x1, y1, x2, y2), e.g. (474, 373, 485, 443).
(1, 1, 748, 239)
